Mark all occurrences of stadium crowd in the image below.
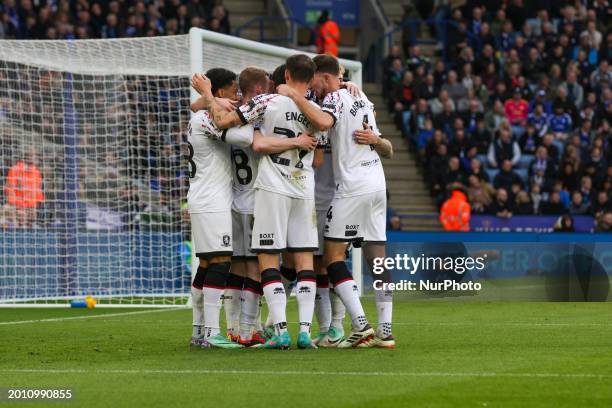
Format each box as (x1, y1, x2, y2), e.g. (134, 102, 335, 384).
(0, 0, 230, 40)
(383, 1, 612, 231)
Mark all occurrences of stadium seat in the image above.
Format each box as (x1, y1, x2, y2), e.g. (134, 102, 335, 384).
(515, 168, 529, 183)
(485, 168, 499, 181)
(518, 155, 534, 169)
(477, 154, 489, 168)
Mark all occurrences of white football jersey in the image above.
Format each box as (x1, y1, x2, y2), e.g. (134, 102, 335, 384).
(187, 110, 253, 213)
(322, 88, 386, 198)
(237, 93, 319, 200)
(314, 133, 335, 211)
(230, 144, 257, 214)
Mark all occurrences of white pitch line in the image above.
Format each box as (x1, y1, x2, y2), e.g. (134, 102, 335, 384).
(0, 308, 182, 326)
(0, 368, 610, 380)
(1, 310, 610, 328)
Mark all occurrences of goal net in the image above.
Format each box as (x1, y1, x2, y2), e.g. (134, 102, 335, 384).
(0, 29, 362, 307)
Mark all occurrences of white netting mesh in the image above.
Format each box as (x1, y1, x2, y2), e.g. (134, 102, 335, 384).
(0, 35, 296, 77)
(0, 31, 361, 306)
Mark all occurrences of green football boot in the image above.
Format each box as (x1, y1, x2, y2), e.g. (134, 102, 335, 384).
(204, 333, 244, 349)
(297, 332, 317, 349)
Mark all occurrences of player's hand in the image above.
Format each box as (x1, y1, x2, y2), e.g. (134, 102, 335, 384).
(343, 81, 360, 97)
(191, 73, 212, 96)
(354, 125, 379, 146)
(215, 97, 238, 112)
(295, 133, 318, 151)
(276, 84, 296, 99)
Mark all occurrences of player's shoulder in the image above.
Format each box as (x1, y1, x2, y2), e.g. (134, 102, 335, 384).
(250, 93, 279, 105)
(190, 109, 213, 127)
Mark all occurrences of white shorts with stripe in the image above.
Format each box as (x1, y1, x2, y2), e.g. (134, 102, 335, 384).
(251, 189, 318, 253)
(191, 211, 233, 258)
(324, 190, 387, 243)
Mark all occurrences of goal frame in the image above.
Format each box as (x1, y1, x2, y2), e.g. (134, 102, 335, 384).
(0, 30, 364, 308)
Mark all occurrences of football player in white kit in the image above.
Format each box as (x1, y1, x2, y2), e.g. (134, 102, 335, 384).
(196, 55, 324, 350)
(189, 67, 318, 349)
(187, 68, 251, 350)
(278, 54, 396, 348)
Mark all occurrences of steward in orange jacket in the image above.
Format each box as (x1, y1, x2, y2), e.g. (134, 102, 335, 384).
(315, 10, 340, 57)
(5, 160, 44, 208)
(439, 186, 471, 231)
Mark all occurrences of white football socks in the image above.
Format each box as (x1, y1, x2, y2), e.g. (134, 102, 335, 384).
(296, 270, 316, 334)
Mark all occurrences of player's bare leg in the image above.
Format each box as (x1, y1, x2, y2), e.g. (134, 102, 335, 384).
(293, 251, 317, 349)
(325, 240, 374, 348)
(190, 257, 208, 349)
(225, 261, 246, 342)
(358, 242, 395, 348)
(238, 259, 265, 346)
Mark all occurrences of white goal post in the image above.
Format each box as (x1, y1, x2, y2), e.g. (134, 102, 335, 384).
(0, 29, 363, 308)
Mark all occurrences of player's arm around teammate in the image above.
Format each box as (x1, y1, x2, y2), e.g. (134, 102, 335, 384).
(354, 125, 394, 159)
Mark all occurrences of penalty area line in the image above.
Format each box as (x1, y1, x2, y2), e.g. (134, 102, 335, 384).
(0, 368, 610, 379)
(0, 308, 183, 326)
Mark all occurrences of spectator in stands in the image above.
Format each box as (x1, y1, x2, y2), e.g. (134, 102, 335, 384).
(423, 130, 446, 162)
(468, 158, 489, 183)
(554, 214, 575, 232)
(393, 70, 416, 133)
(569, 190, 591, 215)
(467, 175, 494, 214)
(428, 143, 448, 196)
(548, 104, 572, 141)
(504, 88, 529, 136)
(529, 146, 556, 189)
(519, 123, 540, 155)
(540, 191, 567, 215)
(4, 147, 44, 228)
(592, 191, 611, 218)
(416, 118, 434, 154)
(487, 188, 514, 219)
(560, 71, 584, 108)
(0, 0, 229, 40)
(433, 99, 456, 136)
(412, 99, 433, 142)
(540, 133, 560, 164)
(595, 212, 612, 232)
(429, 89, 454, 116)
(443, 156, 467, 190)
(470, 116, 492, 154)
(488, 128, 521, 168)
(515, 191, 534, 215)
(484, 99, 506, 134)
(439, 184, 471, 231)
(448, 128, 469, 158)
(441, 70, 468, 105)
(494, 159, 524, 192)
(315, 10, 339, 57)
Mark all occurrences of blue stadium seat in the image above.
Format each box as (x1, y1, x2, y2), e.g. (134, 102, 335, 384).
(515, 168, 529, 183)
(477, 154, 490, 168)
(552, 140, 565, 160)
(486, 168, 499, 181)
(518, 155, 534, 169)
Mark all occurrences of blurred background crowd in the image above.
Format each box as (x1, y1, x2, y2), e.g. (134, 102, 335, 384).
(382, 0, 611, 231)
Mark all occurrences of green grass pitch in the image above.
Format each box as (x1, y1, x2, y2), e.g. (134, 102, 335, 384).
(1, 300, 611, 407)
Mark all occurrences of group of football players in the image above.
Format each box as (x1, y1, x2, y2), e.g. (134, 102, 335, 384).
(186, 53, 395, 350)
